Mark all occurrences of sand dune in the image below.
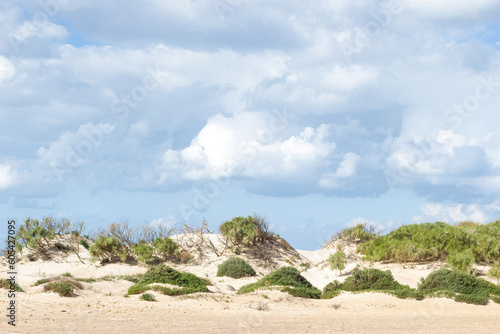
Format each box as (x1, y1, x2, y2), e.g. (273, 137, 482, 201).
(1, 234, 499, 334)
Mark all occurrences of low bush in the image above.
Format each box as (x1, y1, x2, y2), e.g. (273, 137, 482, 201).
(488, 261, 500, 282)
(491, 295, 500, 304)
(321, 268, 423, 300)
(0, 279, 24, 292)
(418, 269, 500, 305)
(80, 239, 90, 250)
(446, 250, 475, 273)
(217, 257, 256, 278)
(238, 266, 321, 299)
(34, 278, 51, 286)
(42, 278, 83, 297)
(140, 293, 156, 301)
(127, 264, 208, 296)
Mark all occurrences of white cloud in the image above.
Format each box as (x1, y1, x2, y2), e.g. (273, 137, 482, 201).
(412, 202, 499, 224)
(319, 152, 360, 188)
(0, 163, 18, 190)
(149, 215, 177, 229)
(160, 112, 335, 181)
(0, 56, 15, 83)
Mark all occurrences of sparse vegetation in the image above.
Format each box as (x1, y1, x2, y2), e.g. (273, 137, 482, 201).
(328, 251, 347, 275)
(238, 266, 321, 299)
(0, 279, 24, 292)
(42, 278, 83, 297)
(487, 261, 500, 282)
(140, 293, 156, 301)
(217, 257, 256, 278)
(326, 223, 379, 245)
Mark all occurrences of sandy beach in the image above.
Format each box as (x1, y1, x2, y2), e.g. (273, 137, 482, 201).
(2, 234, 499, 334)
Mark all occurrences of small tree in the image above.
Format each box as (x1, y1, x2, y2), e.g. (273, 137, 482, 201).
(328, 251, 347, 275)
(89, 236, 127, 263)
(17, 218, 56, 260)
(132, 243, 154, 263)
(219, 215, 273, 246)
(152, 237, 179, 260)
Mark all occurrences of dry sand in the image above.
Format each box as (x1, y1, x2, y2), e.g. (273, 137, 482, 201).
(2, 234, 499, 334)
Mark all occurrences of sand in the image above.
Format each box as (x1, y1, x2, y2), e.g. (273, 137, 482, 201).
(1, 234, 499, 334)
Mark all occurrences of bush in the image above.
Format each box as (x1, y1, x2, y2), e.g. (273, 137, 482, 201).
(220, 215, 273, 246)
(89, 236, 128, 263)
(488, 262, 500, 282)
(42, 278, 83, 297)
(358, 221, 500, 264)
(328, 223, 379, 244)
(16, 218, 57, 259)
(217, 257, 256, 278)
(80, 239, 90, 250)
(492, 295, 500, 304)
(446, 250, 475, 273)
(328, 251, 347, 274)
(0, 279, 24, 292)
(321, 268, 423, 300)
(132, 243, 154, 263)
(127, 264, 208, 296)
(418, 269, 500, 304)
(152, 237, 179, 259)
(238, 266, 321, 299)
(321, 280, 342, 299)
(454, 293, 488, 305)
(140, 293, 156, 301)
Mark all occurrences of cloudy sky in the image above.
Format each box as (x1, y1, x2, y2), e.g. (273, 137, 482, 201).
(1, 0, 500, 249)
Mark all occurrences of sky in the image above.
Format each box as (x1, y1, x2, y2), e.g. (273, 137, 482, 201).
(1, 0, 500, 250)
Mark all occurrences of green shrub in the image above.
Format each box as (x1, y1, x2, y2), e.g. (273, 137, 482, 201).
(328, 251, 347, 274)
(358, 221, 500, 264)
(43, 279, 83, 297)
(0, 279, 24, 292)
(89, 236, 128, 263)
(34, 278, 51, 286)
(132, 243, 154, 263)
(491, 295, 500, 304)
(220, 215, 273, 246)
(140, 293, 156, 301)
(488, 262, 500, 282)
(152, 238, 179, 259)
(62, 272, 72, 277)
(127, 283, 150, 295)
(80, 239, 90, 250)
(238, 266, 321, 299)
(454, 293, 488, 305)
(446, 250, 475, 273)
(328, 223, 379, 244)
(16, 218, 57, 259)
(418, 269, 499, 304)
(217, 257, 256, 278)
(321, 268, 422, 300)
(127, 264, 208, 296)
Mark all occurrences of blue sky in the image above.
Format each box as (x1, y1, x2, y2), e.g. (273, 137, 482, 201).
(1, 0, 500, 250)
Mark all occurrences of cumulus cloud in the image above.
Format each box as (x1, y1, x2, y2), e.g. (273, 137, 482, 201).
(319, 153, 361, 188)
(412, 202, 500, 224)
(160, 112, 335, 182)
